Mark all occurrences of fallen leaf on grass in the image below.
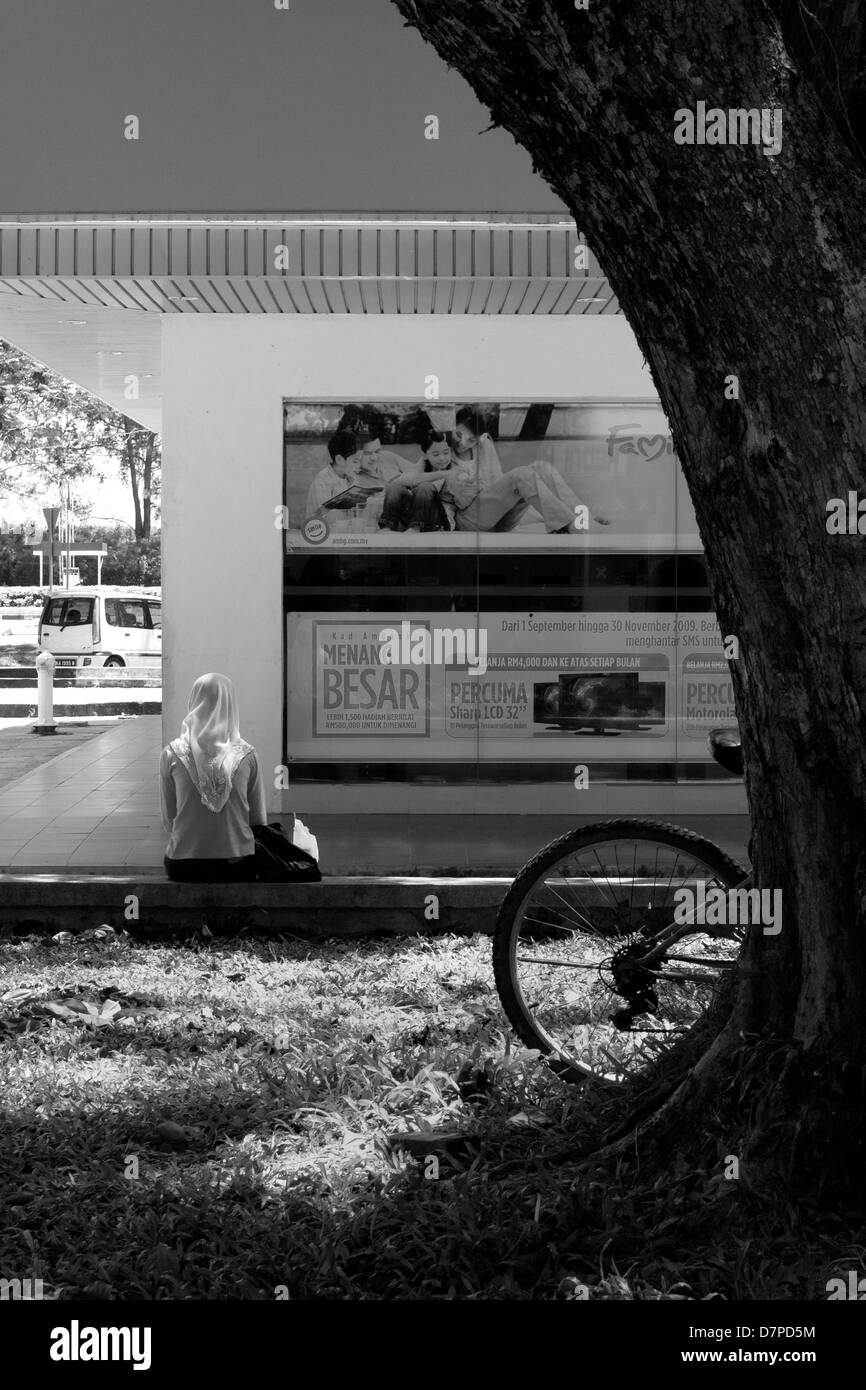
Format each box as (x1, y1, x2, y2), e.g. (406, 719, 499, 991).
(0, 986, 37, 1005)
(44, 1001, 109, 1027)
(46, 925, 119, 946)
(41, 996, 158, 1027)
(507, 1109, 554, 1129)
(44, 1000, 89, 1020)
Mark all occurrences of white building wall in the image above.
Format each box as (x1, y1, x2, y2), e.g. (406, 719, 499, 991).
(162, 314, 730, 815)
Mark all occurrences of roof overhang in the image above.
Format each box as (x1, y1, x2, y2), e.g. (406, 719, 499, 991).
(0, 214, 619, 433)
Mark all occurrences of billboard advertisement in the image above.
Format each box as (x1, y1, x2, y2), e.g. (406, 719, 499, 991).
(283, 400, 681, 552)
(286, 611, 730, 766)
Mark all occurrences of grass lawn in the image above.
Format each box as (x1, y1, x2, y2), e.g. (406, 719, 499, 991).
(0, 928, 857, 1300)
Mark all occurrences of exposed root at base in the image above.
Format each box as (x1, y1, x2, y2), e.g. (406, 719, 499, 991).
(581, 1025, 866, 1203)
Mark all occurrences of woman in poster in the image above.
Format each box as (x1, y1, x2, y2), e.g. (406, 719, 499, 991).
(379, 407, 610, 533)
(376, 431, 456, 531)
(446, 406, 610, 532)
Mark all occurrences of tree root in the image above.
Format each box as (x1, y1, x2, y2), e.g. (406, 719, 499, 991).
(588, 1020, 743, 1171)
(581, 1024, 866, 1203)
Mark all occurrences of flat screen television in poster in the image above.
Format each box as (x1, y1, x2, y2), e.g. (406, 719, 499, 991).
(283, 400, 683, 551)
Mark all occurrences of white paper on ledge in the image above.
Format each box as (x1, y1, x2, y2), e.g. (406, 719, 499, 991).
(291, 816, 319, 862)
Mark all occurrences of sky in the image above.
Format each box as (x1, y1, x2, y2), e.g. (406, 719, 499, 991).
(0, 0, 562, 213)
(0, 0, 565, 527)
(2, 461, 144, 532)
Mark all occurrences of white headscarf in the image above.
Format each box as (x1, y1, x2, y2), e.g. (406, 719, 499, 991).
(169, 672, 254, 813)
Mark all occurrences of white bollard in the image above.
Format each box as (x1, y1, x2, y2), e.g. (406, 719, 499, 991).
(34, 650, 57, 735)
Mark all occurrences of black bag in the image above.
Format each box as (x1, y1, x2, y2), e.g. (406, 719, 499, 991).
(252, 822, 322, 882)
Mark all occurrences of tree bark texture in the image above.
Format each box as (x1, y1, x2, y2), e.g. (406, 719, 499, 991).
(142, 437, 153, 538)
(392, 1, 866, 1071)
(123, 417, 144, 540)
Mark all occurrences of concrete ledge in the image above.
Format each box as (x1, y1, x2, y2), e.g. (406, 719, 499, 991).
(0, 874, 510, 937)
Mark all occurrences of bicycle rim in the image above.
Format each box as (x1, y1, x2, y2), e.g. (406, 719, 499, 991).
(494, 822, 747, 1085)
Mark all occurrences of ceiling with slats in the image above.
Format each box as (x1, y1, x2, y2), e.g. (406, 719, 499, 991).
(0, 216, 620, 433)
(0, 216, 618, 316)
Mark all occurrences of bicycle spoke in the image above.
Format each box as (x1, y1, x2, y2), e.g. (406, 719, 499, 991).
(500, 828, 746, 1085)
(515, 953, 603, 969)
(520, 910, 586, 936)
(541, 879, 606, 935)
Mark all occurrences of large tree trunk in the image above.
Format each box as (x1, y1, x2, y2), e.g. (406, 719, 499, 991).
(393, 0, 866, 1182)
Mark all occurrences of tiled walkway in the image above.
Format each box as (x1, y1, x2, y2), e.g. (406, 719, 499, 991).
(0, 715, 751, 873)
(0, 718, 165, 870)
(0, 720, 111, 787)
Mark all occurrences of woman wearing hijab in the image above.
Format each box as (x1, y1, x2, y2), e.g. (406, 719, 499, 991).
(160, 672, 270, 882)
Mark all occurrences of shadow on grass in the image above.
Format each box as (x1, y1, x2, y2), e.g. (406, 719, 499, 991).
(0, 1078, 610, 1300)
(0, 933, 858, 1300)
(1, 1068, 850, 1302)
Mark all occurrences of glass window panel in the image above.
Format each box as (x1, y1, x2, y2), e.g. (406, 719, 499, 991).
(116, 601, 148, 629)
(283, 401, 734, 858)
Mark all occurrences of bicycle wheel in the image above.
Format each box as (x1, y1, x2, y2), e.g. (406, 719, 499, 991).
(493, 819, 748, 1085)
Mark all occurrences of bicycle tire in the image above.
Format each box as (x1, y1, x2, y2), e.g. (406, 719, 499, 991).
(493, 818, 748, 1085)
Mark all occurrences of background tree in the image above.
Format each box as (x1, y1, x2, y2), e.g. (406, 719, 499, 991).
(0, 340, 161, 538)
(108, 415, 161, 540)
(100, 532, 161, 584)
(0, 524, 161, 587)
(0, 340, 111, 508)
(390, 0, 866, 1189)
(0, 532, 28, 585)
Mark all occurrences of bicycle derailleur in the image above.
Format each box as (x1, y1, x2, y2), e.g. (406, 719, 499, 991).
(607, 941, 660, 1031)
